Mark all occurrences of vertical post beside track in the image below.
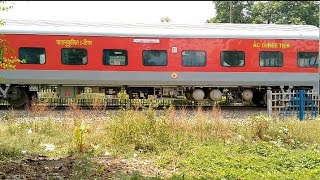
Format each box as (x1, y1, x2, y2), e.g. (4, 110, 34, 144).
(267, 90, 272, 117)
(299, 90, 305, 121)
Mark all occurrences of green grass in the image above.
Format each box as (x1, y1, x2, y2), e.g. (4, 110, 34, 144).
(1, 103, 320, 179)
(168, 142, 320, 179)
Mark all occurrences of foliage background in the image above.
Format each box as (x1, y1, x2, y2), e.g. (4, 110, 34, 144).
(207, 1, 320, 27)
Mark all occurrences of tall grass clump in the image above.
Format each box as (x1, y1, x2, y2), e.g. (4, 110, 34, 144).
(105, 102, 235, 157)
(106, 105, 172, 155)
(105, 99, 320, 157)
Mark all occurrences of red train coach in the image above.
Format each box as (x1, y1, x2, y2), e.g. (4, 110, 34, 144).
(0, 20, 319, 107)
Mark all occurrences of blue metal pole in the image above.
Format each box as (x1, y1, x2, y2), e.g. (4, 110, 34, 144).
(299, 90, 304, 121)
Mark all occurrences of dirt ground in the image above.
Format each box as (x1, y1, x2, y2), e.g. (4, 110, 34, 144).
(0, 154, 164, 179)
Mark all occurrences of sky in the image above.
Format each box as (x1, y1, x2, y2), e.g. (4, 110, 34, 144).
(1, 1, 216, 24)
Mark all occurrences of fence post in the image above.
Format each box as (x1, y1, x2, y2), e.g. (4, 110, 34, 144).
(299, 90, 305, 121)
(267, 90, 272, 117)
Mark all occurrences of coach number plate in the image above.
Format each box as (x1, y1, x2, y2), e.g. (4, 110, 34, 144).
(172, 47, 177, 54)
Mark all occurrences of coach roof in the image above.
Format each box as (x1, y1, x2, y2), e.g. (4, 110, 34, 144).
(0, 19, 318, 40)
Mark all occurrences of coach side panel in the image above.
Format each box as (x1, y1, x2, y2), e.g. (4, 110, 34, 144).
(0, 34, 318, 91)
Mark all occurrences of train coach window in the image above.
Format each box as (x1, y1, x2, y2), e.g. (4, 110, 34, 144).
(143, 50, 167, 66)
(221, 51, 245, 67)
(298, 52, 319, 68)
(19, 47, 46, 64)
(182, 50, 206, 67)
(259, 51, 283, 67)
(62, 48, 87, 65)
(103, 49, 128, 66)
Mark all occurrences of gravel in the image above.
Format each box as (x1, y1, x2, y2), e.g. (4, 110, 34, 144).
(0, 107, 267, 122)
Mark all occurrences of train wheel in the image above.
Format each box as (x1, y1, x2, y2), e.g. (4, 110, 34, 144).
(7, 87, 28, 108)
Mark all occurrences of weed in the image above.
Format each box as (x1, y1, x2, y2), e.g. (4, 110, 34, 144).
(115, 170, 162, 180)
(74, 120, 90, 153)
(249, 114, 272, 141)
(0, 146, 23, 162)
(4, 109, 18, 135)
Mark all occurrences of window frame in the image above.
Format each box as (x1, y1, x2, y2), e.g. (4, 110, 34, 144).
(297, 52, 319, 68)
(102, 49, 128, 66)
(142, 50, 168, 66)
(61, 48, 88, 65)
(220, 51, 245, 67)
(181, 50, 207, 67)
(18, 47, 46, 65)
(259, 51, 284, 67)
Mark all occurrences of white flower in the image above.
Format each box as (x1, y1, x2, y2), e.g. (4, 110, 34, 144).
(133, 153, 138, 158)
(41, 144, 55, 151)
(21, 150, 27, 154)
(27, 129, 32, 134)
(104, 151, 111, 156)
(91, 144, 100, 149)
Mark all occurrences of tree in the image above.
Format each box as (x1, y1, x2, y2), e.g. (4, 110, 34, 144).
(0, 1, 21, 70)
(251, 1, 319, 26)
(160, 16, 172, 23)
(207, 1, 320, 27)
(206, 1, 254, 23)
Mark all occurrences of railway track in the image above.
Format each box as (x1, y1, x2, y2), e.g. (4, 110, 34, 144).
(0, 97, 268, 114)
(0, 104, 267, 123)
(0, 103, 266, 111)
(0, 97, 271, 125)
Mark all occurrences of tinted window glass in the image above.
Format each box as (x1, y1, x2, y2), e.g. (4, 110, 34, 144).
(143, 50, 167, 66)
(103, 49, 128, 66)
(298, 52, 318, 67)
(62, 48, 87, 65)
(19, 47, 46, 64)
(182, 50, 206, 67)
(259, 51, 283, 67)
(221, 51, 245, 67)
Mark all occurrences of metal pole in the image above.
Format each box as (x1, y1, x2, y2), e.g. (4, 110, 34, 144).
(229, 1, 233, 23)
(299, 90, 304, 121)
(267, 90, 272, 117)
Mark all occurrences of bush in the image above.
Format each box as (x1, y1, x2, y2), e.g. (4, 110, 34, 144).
(106, 108, 172, 154)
